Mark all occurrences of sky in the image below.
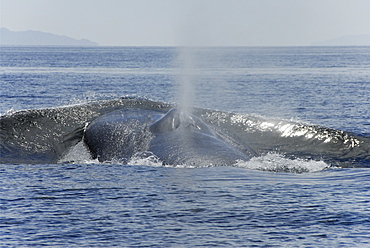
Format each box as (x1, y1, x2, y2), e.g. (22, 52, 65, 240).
(1, 0, 370, 46)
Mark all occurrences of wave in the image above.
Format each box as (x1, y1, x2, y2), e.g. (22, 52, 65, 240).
(1, 97, 369, 170)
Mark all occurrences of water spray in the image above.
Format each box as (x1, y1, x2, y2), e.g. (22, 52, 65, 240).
(176, 46, 197, 116)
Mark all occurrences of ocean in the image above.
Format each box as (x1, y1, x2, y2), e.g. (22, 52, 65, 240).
(1, 46, 370, 247)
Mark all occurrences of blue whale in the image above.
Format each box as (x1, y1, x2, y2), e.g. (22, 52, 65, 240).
(84, 108, 253, 166)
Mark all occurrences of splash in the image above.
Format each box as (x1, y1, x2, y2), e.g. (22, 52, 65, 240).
(128, 153, 163, 167)
(236, 153, 330, 173)
(59, 137, 331, 173)
(127, 151, 330, 173)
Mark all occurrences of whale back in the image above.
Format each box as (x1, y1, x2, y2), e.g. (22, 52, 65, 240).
(84, 108, 158, 162)
(149, 108, 181, 133)
(149, 108, 214, 136)
(83, 108, 254, 165)
(148, 109, 252, 166)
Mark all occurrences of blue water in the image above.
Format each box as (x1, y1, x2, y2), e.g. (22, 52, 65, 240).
(1, 46, 370, 247)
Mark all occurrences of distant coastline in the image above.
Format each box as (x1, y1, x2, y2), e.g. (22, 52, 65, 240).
(1, 27, 369, 47)
(0, 28, 98, 46)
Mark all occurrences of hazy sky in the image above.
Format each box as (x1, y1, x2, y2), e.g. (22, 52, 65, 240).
(1, 0, 370, 46)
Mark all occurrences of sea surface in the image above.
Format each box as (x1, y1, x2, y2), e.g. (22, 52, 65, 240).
(1, 46, 370, 247)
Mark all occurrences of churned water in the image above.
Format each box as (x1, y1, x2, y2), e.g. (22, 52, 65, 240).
(1, 46, 370, 247)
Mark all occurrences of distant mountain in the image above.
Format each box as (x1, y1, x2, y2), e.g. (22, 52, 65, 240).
(312, 34, 370, 46)
(0, 27, 98, 46)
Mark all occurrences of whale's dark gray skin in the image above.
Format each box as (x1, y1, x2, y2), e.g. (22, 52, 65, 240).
(83, 108, 160, 163)
(84, 108, 252, 166)
(148, 109, 252, 166)
(2, 97, 369, 166)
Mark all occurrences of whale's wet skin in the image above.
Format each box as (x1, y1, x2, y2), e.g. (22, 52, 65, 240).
(84, 108, 254, 166)
(1, 47, 370, 247)
(1, 97, 369, 168)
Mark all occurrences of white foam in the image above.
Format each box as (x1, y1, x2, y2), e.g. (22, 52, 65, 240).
(235, 153, 330, 173)
(127, 153, 163, 167)
(128, 153, 215, 169)
(59, 142, 330, 173)
(127, 152, 330, 173)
